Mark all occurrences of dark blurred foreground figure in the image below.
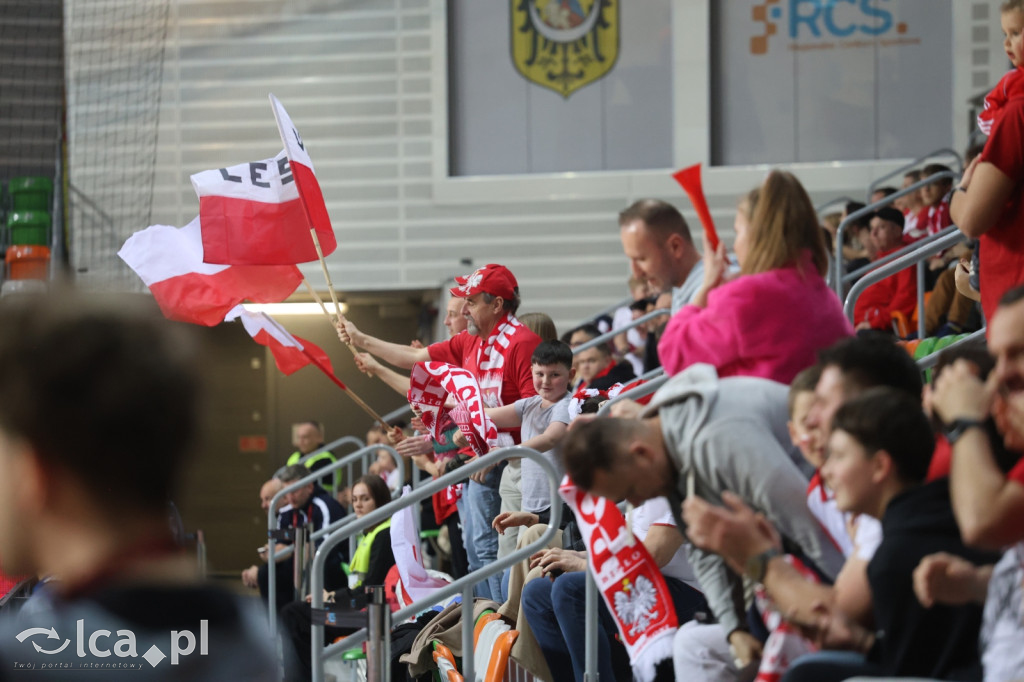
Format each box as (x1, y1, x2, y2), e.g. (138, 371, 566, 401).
(0, 290, 277, 681)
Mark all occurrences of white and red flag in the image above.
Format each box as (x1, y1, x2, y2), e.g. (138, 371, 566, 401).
(118, 218, 302, 327)
(224, 305, 336, 378)
(192, 95, 335, 266)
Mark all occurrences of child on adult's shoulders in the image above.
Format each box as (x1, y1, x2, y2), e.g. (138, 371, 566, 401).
(977, 0, 1024, 136)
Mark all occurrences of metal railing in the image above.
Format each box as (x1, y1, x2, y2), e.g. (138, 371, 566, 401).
(571, 308, 670, 355)
(575, 295, 633, 330)
(915, 328, 987, 370)
(572, 374, 672, 681)
(865, 148, 963, 203)
(833, 170, 959, 295)
(381, 403, 414, 427)
(266, 442, 402, 637)
(814, 195, 859, 216)
(310, 446, 563, 682)
(842, 226, 967, 337)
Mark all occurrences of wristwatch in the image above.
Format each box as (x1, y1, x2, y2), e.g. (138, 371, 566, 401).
(744, 546, 782, 584)
(944, 417, 985, 445)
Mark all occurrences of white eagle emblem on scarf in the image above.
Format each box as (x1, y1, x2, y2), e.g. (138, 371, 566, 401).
(613, 575, 659, 636)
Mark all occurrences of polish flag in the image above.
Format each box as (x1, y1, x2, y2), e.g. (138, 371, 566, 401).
(192, 143, 336, 266)
(118, 218, 302, 327)
(224, 305, 339, 378)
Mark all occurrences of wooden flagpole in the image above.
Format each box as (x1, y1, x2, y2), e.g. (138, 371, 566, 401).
(305, 232, 362, 358)
(258, 311, 388, 427)
(302, 279, 333, 322)
(306, 353, 390, 429)
(309, 228, 344, 320)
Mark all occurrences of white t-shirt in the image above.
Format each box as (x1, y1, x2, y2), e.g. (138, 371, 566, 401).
(515, 394, 571, 513)
(806, 474, 882, 560)
(981, 543, 1024, 682)
(631, 497, 701, 591)
(611, 305, 646, 377)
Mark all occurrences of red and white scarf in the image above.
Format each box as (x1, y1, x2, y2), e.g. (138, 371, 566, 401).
(408, 362, 498, 457)
(753, 555, 821, 682)
(559, 476, 677, 682)
(568, 378, 651, 421)
(474, 312, 525, 431)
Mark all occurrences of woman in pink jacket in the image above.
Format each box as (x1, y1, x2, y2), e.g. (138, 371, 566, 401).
(658, 170, 853, 384)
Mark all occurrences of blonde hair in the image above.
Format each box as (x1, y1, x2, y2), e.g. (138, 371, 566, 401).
(739, 170, 828, 278)
(518, 312, 558, 341)
(1002, 0, 1024, 13)
(821, 212, 841, 233)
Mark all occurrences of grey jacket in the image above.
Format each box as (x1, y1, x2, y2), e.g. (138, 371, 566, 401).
(642, 364, 845, 635)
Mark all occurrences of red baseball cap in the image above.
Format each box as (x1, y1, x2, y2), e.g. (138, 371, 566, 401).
(449, 264, 518, 300)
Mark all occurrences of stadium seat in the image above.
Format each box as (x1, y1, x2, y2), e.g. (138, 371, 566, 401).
(6, 211, 49, 246)
(8, 177, 52, 212)
(5, 244, 49, 280)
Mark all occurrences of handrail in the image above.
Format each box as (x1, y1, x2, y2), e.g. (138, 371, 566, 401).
(277, 434, 366, 493)
(866, 147, 963, 202)
(915, 328, 987, 370)
(381, 403, 413, 425)
(843, 223, 962, 338)
(842, 228, 967, 322)
(271, 445, 404, 561)
(833, 170, 959, 294)
(572, 308, 670, 355)
(815, 195, 858, 215)
(634, 365, 667, 383)
(841, 224, 956, 286)
(575, 374, 672, 681)
(575, 295, 634, 330)
(310, 446, 563, 682)
(267, 442, 401, 637)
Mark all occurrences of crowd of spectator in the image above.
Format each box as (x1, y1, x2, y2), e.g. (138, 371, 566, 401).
(237, 93, 1024, 678)
(8, 4, 1024, 681)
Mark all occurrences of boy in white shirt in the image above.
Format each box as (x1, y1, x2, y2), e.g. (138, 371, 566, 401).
(487, 341, 575, 551)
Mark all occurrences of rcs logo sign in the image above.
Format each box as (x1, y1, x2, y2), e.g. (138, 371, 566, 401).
(751, 0, 908, 55)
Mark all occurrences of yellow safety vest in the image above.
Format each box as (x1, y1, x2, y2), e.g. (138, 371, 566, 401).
(348, 519, 392, 589)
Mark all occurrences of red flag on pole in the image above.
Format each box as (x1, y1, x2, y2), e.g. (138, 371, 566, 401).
(672, 163, 720, 251)
(118, 218, 302, 326)
(224, 306, 340, 379)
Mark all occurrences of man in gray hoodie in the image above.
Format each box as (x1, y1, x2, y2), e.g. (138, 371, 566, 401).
(561, 363, 845, 669)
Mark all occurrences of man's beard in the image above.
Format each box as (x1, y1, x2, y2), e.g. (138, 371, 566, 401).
(466, 318, 479, 336)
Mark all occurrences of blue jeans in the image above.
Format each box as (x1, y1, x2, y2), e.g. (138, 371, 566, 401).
(522, 571, 709, 682)
(463, 467, 503, 601)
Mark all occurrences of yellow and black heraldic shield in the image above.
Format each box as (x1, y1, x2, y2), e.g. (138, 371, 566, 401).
(511, 0, 619, 98)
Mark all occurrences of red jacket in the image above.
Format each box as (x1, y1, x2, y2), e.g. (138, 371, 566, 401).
(852, 246, 918, 331)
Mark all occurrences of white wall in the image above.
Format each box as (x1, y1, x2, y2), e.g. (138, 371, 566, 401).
(66, 0, 1011, 333)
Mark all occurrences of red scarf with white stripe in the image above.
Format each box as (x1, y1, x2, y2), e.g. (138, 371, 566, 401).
(559, 476, 677, 682)
(408, 362, 498, 457)
(473, 312, 526, 437)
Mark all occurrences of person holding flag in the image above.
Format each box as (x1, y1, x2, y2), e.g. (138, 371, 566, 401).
(336, 263, 541, 601)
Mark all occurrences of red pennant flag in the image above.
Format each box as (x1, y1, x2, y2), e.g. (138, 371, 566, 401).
(225, 306, 336, 377)
(118, 218, 302, 327)
(672, 163, 720, 251)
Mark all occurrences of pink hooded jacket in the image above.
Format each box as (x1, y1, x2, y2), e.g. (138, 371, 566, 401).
(658, 251, 853, 384)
